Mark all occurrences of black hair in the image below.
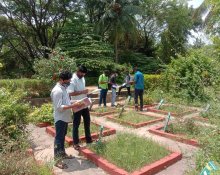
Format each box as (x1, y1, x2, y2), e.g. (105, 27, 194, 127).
(59, 70, 72, 80)
(77, 65, 88, 73)
(104, 70, 109, 75)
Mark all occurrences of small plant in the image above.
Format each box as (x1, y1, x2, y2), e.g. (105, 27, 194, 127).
(29, 103, 54, 124)
(89, 133, 170, 172)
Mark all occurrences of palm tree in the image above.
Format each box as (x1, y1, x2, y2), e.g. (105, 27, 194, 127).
(96, 0, 140, 63)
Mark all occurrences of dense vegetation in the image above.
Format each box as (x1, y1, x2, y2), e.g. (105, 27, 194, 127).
(0, 0, 220, 174)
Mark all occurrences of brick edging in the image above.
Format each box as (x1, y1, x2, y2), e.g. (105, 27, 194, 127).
(106, 113, 164, 128)
(149, 125, 199, 147)
(46, 122, 116, 146)
(36, 122, 51, 128)
(193, 116, 209, 122)
(79, 147, 182, 175)
(90, 111, 116, 117)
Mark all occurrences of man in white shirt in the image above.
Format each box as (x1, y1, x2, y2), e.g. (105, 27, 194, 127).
(51, 71, 76, 169)
(67, 65, 92, 150)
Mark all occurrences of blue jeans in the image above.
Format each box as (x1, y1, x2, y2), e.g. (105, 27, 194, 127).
(111, 88, 116, 106)
(54, 120, 68, 158)
(99, 89, 108, 106)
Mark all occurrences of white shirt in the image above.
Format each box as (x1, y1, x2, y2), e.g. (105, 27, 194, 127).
(51, 83, 72, 123)
(67, 73, 86, 101)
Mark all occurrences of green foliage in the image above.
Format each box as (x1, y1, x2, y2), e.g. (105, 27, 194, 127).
(0, 151, 53, 175)
(144, 74, 161, 90)
(29, 103, 54, 124)
(0, 79, 52, 98)
(34, 48, 76, 80)
(89, 133, 169, 172)
(119, 51, 161, 73)
(0, 88, 30, 151)
(163, 51, 220, 101)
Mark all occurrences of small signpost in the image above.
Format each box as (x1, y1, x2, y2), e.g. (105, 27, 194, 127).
(163, 112, 171, 132)
(156, 99, 164, 110)
(200, 161, 220, 175)
(96, 125, 104, 144)
(119, 95, 132, 117)
(204, 104, 210, 113)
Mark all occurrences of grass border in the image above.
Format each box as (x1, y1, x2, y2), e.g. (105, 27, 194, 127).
(148, 125, 199, 147)
(106, 112, 164, 128)
(79, 145, 182, 175)
(46, 122, 116, 146)
(147, 104, 197, 117)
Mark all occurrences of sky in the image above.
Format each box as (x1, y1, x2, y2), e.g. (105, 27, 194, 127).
(188, 0, 204, 8)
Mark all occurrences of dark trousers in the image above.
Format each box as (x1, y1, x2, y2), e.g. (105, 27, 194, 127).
(134, 89, 144, 109)
(54, 120, 68, 158)
(118, 85, 131, 96)
(99, 89, 108, 106)
(73, 108, 92, 145)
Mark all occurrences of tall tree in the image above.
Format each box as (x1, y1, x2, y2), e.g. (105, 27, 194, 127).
(96, 0, 140, 63)
(0, 0, 73, 73)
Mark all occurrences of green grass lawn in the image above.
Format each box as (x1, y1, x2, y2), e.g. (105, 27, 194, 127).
(67, 123, 100, 137)
(89, 133, 170, 172)
(166, 119, 202, 139)
(116, 111, 155, 124)
(159, 105, 186, 113)
(92, 107, 116, 113)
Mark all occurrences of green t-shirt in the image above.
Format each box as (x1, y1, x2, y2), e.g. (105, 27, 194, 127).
(98, 74, 108, 89)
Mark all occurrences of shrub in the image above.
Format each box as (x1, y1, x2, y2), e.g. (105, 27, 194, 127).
(144, 74, 161, 90)
(0, 79, 52, 98)
(163, 51, 220, 101)
(29, 103, 54, 124)
(34, 48, 76, 81)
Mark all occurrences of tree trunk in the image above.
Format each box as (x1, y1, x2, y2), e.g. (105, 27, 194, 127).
(115, 32, 119, 63)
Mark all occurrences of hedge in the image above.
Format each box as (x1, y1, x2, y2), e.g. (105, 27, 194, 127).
(0, 79, 53, 98)
(144, 74, 161, 90)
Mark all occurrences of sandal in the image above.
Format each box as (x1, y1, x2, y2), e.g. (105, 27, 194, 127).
(73, 144, 80, 151)
(55, 160, 68, 169)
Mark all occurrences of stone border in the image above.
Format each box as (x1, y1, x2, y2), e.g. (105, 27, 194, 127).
(147, 104, 197, 117)
(149, 125, 199, 147)
(46, 122, 116, 146)
(79, 147, 182, 175)
(106, 112, 164, 128)
(36, 122, 51, 128)
(90, 110, 117, 117)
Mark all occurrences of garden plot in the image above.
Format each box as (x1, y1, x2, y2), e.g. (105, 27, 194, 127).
(80, 133, 182, 175)
(147, 104, 197, 117)
(149, 119, 202, 147)
(106, 111, 164, 128)
(90, 107, 118, 116)
(46, 122, 116, 146)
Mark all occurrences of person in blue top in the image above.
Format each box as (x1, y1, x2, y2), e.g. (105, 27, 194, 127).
(134, 67, 144, 111)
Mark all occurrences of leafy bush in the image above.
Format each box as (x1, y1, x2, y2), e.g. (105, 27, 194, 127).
(0, 79, 52, 98)
(163, 51, 220, 101)
(34, 48, 76, 80)
(144, 74, 161, 90)
(29, 103, 54, 124)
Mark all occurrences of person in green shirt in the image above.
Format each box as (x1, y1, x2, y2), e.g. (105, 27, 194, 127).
(98, 70, 109, 107)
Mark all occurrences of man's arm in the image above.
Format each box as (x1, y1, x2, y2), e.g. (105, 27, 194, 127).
(67, 80, 88, 96)
(52, 91, 75, 111)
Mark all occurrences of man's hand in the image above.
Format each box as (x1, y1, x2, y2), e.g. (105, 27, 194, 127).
(82, 89, 89, 94)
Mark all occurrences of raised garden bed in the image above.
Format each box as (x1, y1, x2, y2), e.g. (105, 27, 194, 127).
(80, 133, 182, 175)
(90, 107, 117, 116)
(106, 111, 164, 128)
(149, 121, 200, 147)
(147, 104, 197, 117)
(36, 122, 51, 128)
(46, 122, 116, 146)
